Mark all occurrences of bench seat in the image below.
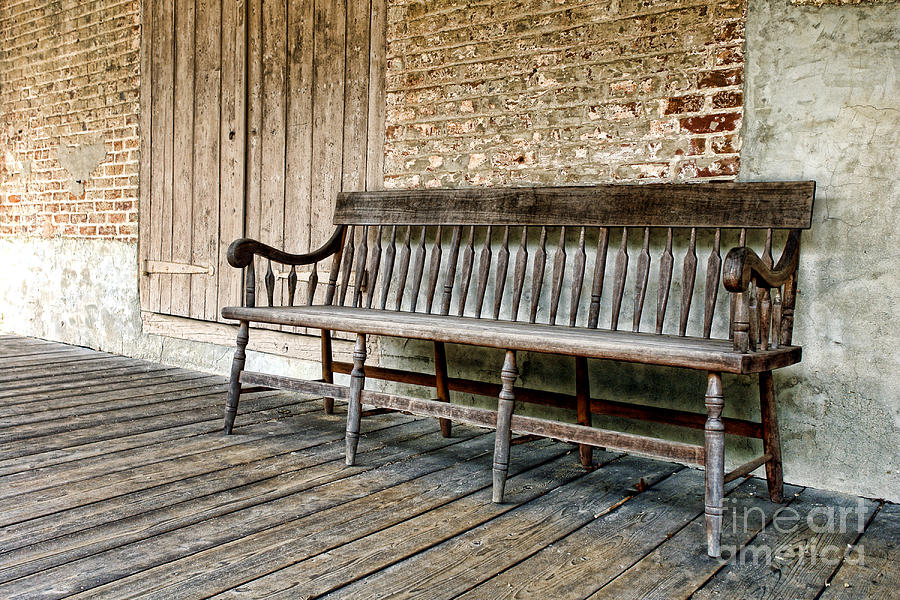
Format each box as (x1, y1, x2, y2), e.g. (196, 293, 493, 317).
(222, 305, 801, 374)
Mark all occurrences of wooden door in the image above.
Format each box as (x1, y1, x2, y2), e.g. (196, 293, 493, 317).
(140, 0, 385, 323)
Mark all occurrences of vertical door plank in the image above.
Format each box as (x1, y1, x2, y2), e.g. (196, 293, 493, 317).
(283, 0, 314, 329)
(311, 0, 348, 249)
(171, 0, 195, 317)
(192, 0, 222, 320)
(259, 0, 288, 316)
(217, 0, 247, 321)
(244, 0, 264, 311)
(138, 0, 153, 311)
(150, 0, 175, 313)
(366, 0, 386, 191)
(284, 0, 314, 257)
(343, 0, 371, 203)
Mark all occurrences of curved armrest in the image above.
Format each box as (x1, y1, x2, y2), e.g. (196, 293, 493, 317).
(227, 226, 345, 268)
(723, 229, 801, 292)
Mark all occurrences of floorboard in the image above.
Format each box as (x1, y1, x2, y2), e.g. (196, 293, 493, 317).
(0, 335, 892, 600)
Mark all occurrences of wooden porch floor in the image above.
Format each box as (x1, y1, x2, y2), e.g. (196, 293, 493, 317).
(0, 334, 895, 599)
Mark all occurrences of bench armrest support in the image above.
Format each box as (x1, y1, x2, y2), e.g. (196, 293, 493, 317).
(723, 229, 802, 353)
(723, 229, 801, 292)
(227, 226, 345, 269)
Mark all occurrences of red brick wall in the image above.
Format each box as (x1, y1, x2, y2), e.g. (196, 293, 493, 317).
(0, 0, 141, 241)
(383, 0, 746, 188)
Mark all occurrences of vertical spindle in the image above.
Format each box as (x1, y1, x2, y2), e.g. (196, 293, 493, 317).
(493, 226, 510, 320)
(781, 273, 797, 346)
(656, 228, 674, 334)
(511, 227, 529, 321)
(679, 228, 697, 337)
(457, 226, 475, 317)
(352, 225, 369, 308)
(632, 227, 651, 332)
(338, 225, 356, 306)
(440, 226, 462, 315)
(409, 227, 427, 312)
(758, 229, 774, 349)
(588, 227, 609, 329)
(610, 228, 629, 331)
(287, 265, 298, 306)
(730, 229, 747, 338)
(529, 226, 548, 324)
(748, 281, 759, 352)
(702, 229, 722, 339)
(380, 226, 397, 310)
(771, 288, 782, 350)
(425, 226, 443, 314)
(569, 227, 586, 327)
(265, 260, 275, 307)
(549, 227, 567, 325)
(307, 263, 318, 305)
(475, 226, 493, 318)
(365, 226, 383, 309)
(245, 259, 256, 308)
(394, 226, 412, 311)
(324, 231, 344, 306)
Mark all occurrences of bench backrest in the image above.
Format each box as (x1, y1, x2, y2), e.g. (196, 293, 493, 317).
(324, 182, 814, 344)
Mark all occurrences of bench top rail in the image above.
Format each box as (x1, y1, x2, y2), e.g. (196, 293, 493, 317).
(335, 182, 815, 229)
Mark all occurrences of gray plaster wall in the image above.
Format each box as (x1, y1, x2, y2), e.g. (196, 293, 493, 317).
(737, 0, 899, 500)
(0, 0, 897, 502)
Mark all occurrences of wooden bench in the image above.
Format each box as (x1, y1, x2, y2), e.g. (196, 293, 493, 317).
(221, 182, 815, 557)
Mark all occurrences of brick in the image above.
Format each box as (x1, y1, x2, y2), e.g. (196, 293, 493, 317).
(710, 134, 739, 154)
(713, 90, 743, 109)
(663, 94, 704, 116)
(680, 112, 740, 134)
(698, 68, 743, 89)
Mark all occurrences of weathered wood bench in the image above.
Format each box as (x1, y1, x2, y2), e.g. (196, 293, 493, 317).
(222, 182, 815, 557)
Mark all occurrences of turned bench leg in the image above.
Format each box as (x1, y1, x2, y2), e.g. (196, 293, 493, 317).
(759, 370, 784, 503)
(345, 333, 367, 466)
(493, 350, 518, 503)
(434, 341, 452, 438)
(575, 356, 593, 467)
(321, 330, 335, 415)
(224, 321, 250, 434)
(704, 372, 725, 558)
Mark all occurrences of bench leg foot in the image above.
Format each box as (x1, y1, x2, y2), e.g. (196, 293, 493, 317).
(705, 372, 725, 558)
(224, 321, 250, 435)
(759, 370, 784, 503)
(492, 350, 518, 503)
(345, 334, 367, 466)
